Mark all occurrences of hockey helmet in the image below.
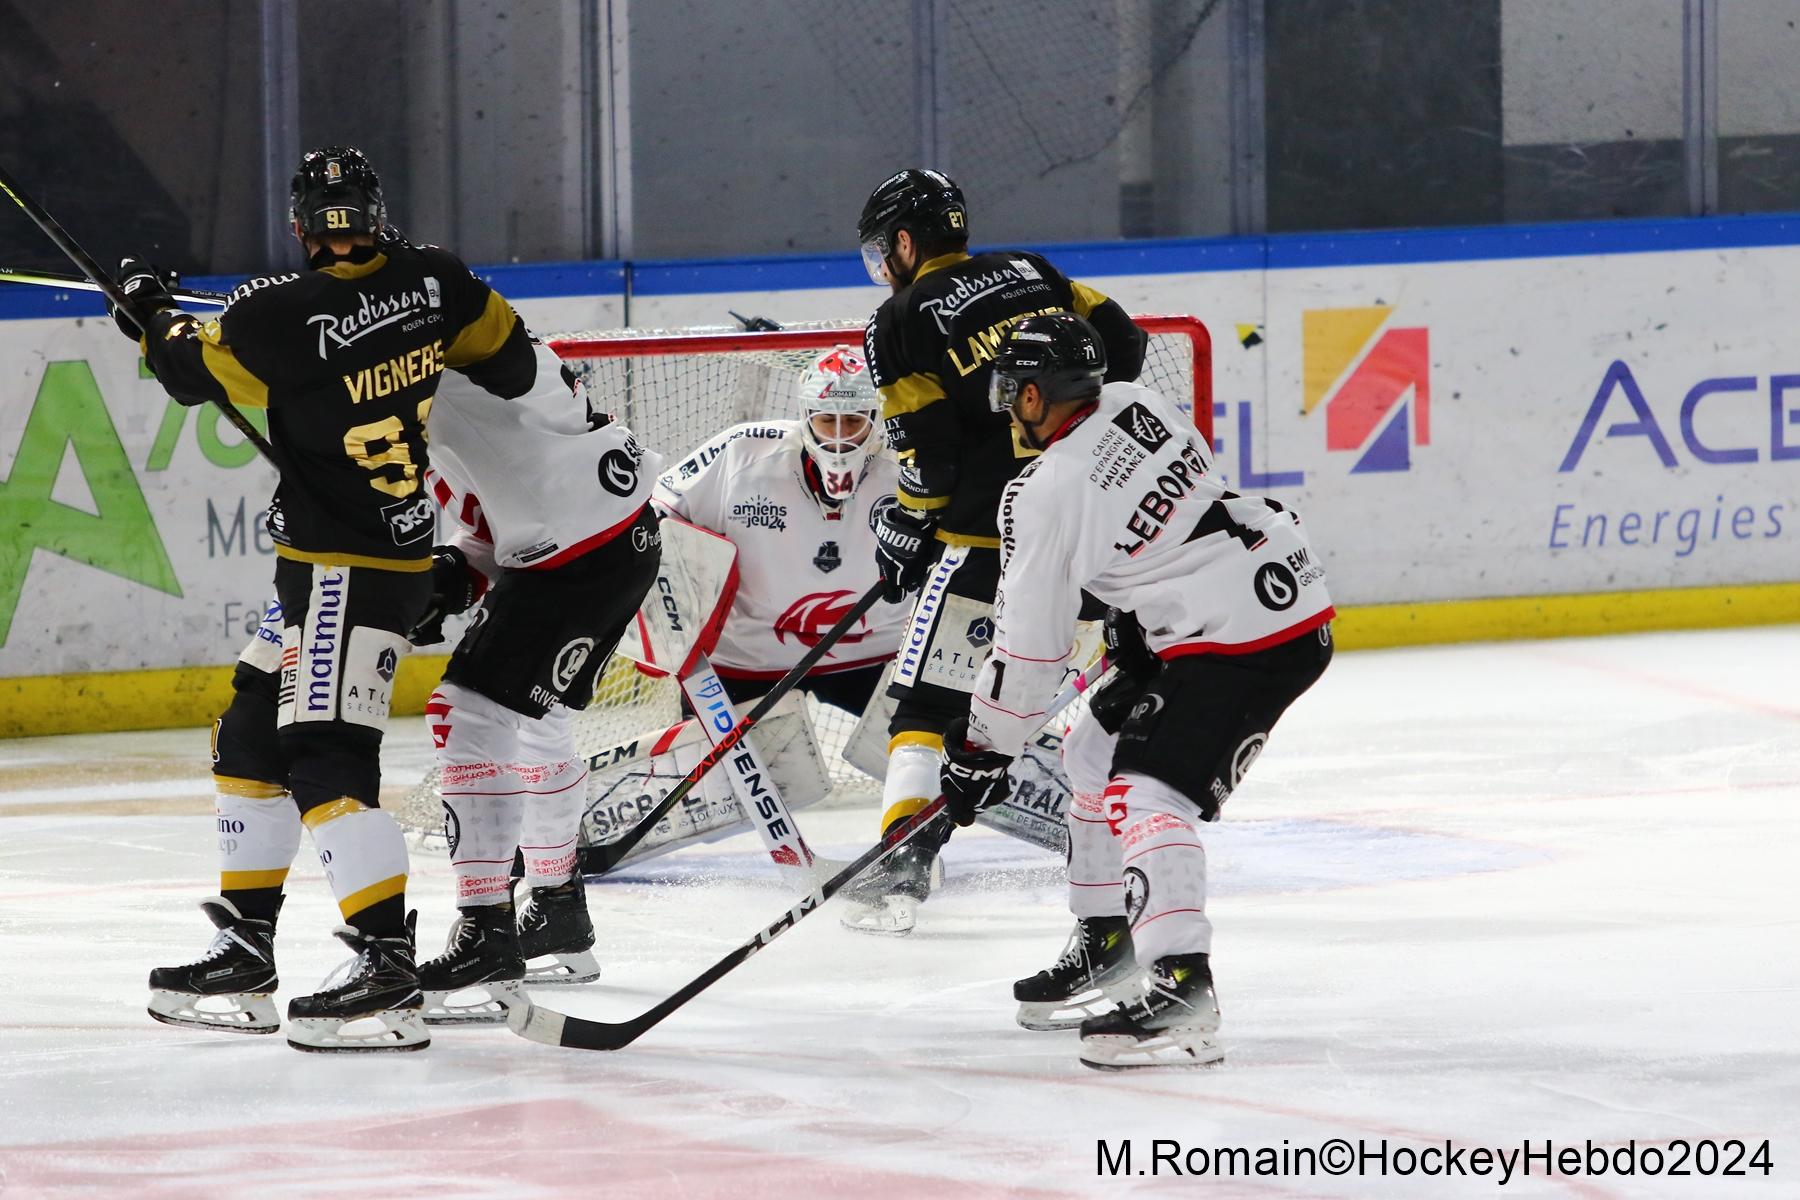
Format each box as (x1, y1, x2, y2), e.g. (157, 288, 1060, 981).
(857, 168, 967, 285)
(798, 345, 880, 501)
(290, 146, 386, 238)
(989, 312, 1107, 414)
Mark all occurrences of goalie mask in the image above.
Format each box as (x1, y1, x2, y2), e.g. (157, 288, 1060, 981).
(798, 346, 880, 501)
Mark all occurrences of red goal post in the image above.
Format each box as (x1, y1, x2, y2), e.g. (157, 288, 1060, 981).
(544, 314, 1214, 451)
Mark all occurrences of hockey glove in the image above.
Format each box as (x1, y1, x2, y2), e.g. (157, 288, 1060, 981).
(408, 546, 483, 647)
(873, 504, 938, 603)
(110, 256, 178, 340)
(940, 716, 1013, 827)
(1088, 608, 1162, 734)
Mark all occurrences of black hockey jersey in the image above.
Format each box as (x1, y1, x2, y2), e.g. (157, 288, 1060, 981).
(863, 250, 1146, 545)
(141, 242, 535, 569)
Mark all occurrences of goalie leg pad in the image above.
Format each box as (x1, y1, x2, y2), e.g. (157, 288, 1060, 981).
(430, 681, 526, 907)
(1062, 710, 1125, 918)
(1111, 772, 1213, 964)
(513, 706, 587, 888)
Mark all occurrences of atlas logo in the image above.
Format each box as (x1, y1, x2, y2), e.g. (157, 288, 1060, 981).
(965, 616, 993, 648)
(1304, 306, 1431, 473)
(775, 590, 867, 649)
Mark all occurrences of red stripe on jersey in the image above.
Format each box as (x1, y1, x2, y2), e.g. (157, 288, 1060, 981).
(525, 502, 648, 570)
(1157, 608, 1335, 660)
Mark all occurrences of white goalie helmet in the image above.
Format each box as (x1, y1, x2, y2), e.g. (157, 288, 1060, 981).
(798, 345, 880, 501)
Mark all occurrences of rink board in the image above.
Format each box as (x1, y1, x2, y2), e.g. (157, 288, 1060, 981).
(2, 217, 1798, 735)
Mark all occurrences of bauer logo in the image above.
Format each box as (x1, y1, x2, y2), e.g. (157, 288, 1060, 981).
(1303, 306, 1431, 473)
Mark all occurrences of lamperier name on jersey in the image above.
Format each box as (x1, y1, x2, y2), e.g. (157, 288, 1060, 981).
(654, 420, 909, 677)
(425, 341, 660, 573)
(865, 250, 1134, 545)
(972, 381, 1335, 757)
(139, 241, 534, 569)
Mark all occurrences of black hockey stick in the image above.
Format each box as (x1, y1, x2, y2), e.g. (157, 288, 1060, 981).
(515, 659, 1108, 1051)
(513, 796, 951, 1050)
(0, 162, 278, 467)
(0, 265, 228, 306)
(583, 578, 888, 874)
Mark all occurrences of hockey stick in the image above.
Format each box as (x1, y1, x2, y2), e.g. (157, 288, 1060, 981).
(0, 162, 278, 467)
(588, 579, 887, 872)
(513, 657, 1106, 1051)
(0, 265, 229, 307)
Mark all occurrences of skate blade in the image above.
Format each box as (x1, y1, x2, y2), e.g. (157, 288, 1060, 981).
(521, 949, 601, 987)
(1078, 1028, 1225, 1070)
(839, 894, 917, 937)
(1016, 967, 1147, 1031)
(147, 989, 279, 1035)
(423, 979, 523, 1026)
(287, 1008, 431, 1052)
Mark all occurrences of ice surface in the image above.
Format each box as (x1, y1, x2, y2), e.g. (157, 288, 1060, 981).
(1, 627, 1796, 1198)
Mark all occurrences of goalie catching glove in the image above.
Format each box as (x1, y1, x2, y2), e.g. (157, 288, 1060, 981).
(873, 504, 938, 603)
(408, 545, 485, 646)
(939, 715, 1013, 827)
(1087, 607, 1161, 734)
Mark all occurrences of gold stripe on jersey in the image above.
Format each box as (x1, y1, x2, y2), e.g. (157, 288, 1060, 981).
(274, 545, 433, 571)
(317, 252, 389, 281)
(445, 289, 518, 367)
(214, 775, 286, 799)
(913, 251, 971, 282)
(197, 321, 271, 409)
(879, 372, 947, 417)
(1068, 279, 1109, 318)
(935, 529, 1001, 549)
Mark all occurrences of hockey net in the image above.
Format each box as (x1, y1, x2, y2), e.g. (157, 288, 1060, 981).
(390, 316, 1211, 844)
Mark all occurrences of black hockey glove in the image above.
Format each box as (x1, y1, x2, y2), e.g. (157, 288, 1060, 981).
(1088, 608, 1162, 734)
(873, 504, 938, 603)
(110, 256, 178, 340)
(408, 546, 481, 647)
(939, 716, 1013, 827)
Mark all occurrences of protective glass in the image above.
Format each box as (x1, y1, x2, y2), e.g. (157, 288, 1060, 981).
(988, 370, 1023, 414)
(860, 238, 890, 285)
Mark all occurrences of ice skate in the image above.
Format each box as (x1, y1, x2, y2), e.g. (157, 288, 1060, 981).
(1078, 953, 1223, 1069)
(517, 877, 601, 985)
(419, 904, 526, 1025)
(1013, 915, 1144, 1031)
(839, 841, 942, 936)
(286, 912, 429, 1052)
(147, 896, 281, 1034)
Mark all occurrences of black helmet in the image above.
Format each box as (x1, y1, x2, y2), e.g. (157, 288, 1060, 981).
(988, 312, 1107, 414)
(290, 146, 386, 237)
(857, 168, 966, 280)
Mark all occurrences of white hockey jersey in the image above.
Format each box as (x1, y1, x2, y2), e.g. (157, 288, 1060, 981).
(425, 341, 661, 575)
(970, 381, 1334, 757)
(653, 420, 910, 677)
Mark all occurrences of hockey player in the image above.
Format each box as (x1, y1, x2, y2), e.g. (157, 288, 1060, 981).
(128, 147, 537, 1052)
(937, 313, 1334, 1069)
(410, 340, 661, 1023)
(652, 345, 908, 714)
(847, 168, 1149, 934)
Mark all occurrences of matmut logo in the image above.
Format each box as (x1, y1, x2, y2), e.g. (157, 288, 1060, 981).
(1303, 306, 1430, 473)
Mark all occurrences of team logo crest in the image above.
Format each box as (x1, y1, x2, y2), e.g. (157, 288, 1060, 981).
(1112, 402, 1172, 451)
(965, 616, 993, 648)
(552, 637, 596, 692)
(1230, 733, 1266, 786)
(775, 591, 868, 648)
(813, 540, 842, 572)
(1253, 562, 1299, 611)
(1123, 867, 1149, 924)
(442, 801, 461, 856)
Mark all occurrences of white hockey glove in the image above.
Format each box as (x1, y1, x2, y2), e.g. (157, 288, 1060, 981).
(940, 716, 1013, 827)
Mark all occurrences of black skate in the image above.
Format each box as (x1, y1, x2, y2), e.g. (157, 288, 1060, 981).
(1078, 953, 1223, 1070)
(839, 840, 942, 937)
(147, 896, 281, 1034)
(1013, 916, 1145, 1031)
(517, 878, 601, 986)
(419, 904, 527, 1025)
(286, 912, 429, 1052)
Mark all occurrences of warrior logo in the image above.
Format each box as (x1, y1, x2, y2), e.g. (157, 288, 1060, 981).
(813, 540, 842, 573)
(1253, 562, 1299, 611)
(1123, 866, 1149, 924)
(774, 590, 868, 649)
(552, 637, 596, 692)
